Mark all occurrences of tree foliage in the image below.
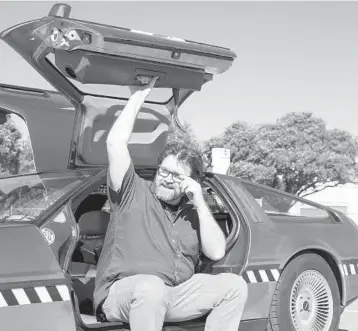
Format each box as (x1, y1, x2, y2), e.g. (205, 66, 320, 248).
(204, 112, 358, 197)
(167, 121, 203, 153)
(0, 118, 35, 177)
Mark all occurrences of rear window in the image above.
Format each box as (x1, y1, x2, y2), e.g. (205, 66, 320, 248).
(242, 182, 334, 222)
(0, 170, 93, 223)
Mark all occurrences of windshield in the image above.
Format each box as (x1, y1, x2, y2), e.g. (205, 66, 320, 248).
(0, 170, 95, 223)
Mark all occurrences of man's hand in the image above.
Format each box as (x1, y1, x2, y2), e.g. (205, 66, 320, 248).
(129, 75, 159, 98)
(179, 176, 204, 208)
(179, 175, 226, 261)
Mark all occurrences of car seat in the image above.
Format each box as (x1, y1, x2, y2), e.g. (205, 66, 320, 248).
(72, 210, 110, 265)
(71, 211, 110, 320)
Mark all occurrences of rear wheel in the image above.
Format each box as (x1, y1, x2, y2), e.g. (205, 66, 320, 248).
(267, 253, 341, 331)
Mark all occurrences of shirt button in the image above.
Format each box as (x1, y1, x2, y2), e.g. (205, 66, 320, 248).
(177, 253, 181, 258)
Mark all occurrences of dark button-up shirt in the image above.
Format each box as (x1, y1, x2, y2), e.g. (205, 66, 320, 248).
(94, 163, 200, 312)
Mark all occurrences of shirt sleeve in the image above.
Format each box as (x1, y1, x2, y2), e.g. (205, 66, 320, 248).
(107, 161, 139, 207)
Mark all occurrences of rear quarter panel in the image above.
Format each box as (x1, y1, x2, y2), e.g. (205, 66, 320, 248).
(216, 174, 358, 321)
(257, 210, 358, 307)
(0, 224, 77, 331)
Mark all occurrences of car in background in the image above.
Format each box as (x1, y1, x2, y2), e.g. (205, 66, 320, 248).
(0, 3, 358, 331)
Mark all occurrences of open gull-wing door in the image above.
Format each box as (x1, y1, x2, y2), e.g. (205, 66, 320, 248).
(1, 3, 236, 171)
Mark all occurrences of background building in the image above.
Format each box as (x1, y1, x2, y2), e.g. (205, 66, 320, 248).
(302, 184, 358, 224)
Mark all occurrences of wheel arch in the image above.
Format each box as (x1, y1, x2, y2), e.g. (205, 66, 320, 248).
(282, 248, 346, 306)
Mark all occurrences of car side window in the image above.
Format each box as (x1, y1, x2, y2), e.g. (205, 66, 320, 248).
(242, 182, 333, 221)
(0, 171, 92, 223)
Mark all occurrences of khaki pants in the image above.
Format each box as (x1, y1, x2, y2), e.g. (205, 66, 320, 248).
(102, 273, 248, 331)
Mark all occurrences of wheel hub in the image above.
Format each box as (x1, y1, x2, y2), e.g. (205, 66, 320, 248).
(296, 291, 312, 321)
(290, 270, 334, 331)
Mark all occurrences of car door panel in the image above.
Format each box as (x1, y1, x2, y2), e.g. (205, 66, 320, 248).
(0, 224, 76, 330)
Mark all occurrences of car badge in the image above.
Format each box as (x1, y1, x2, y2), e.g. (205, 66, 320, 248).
(41, 228, 55, 245)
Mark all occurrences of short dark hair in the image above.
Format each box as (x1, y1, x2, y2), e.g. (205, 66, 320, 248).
(157, 141, 204, 182)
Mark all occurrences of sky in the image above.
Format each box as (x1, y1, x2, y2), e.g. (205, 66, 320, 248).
(1, 1, 358, 142)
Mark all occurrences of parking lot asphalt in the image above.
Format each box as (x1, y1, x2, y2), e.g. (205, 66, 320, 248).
(339, 299, 358, 331)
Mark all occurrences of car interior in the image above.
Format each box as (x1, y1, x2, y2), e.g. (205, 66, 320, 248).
(68, 172, 235, 328)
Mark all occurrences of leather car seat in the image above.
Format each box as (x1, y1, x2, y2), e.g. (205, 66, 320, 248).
(72, 210, 110, 265)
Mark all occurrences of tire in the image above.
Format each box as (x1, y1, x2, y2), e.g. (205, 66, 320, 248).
(266, 253, 341, 331)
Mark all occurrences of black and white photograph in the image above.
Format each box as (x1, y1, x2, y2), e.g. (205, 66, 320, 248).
(0, 1, 358, 330)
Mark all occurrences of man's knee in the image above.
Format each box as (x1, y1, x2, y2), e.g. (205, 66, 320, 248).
(132, 275, 169, 305)
(217, 273, 248, 302)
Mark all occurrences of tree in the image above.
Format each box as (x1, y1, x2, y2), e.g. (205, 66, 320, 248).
(204, 112, 358, 198)
(0, 118, 35, 176)
(167, 121, 203, 153)
(0, 119, 22, 175)
(18, 139, 36, 174)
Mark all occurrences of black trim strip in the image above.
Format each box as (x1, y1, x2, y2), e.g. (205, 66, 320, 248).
(346, 266, 352, 275)
(253, 270, 263, 283)
(353, 264, 358, 275)
(0, 278, 68, 291)
(241, 273, 250, 283)
(24, 287, 41, 304)
(241, 268, 282, 283)
(46, 286, 63, 302)
(1, 290, 18, 306)
(266, 270, 276, 282)
(0, 285, 69, 306)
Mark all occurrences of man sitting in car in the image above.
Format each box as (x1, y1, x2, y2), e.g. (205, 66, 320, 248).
(94, 76, 248, 331)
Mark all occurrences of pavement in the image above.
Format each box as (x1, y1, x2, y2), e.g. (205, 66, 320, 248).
(339, 299, 358, 331)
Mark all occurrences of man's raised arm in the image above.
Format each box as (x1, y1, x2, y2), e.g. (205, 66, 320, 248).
(106, 76, 158, 192)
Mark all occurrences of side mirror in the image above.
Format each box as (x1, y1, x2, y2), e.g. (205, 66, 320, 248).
(0, 113, 8, 125)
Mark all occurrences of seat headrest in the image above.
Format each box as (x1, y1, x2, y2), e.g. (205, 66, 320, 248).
(78, 211, 110, 236)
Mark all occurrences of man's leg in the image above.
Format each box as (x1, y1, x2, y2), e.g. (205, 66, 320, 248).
(102, 274, 170, 331)
(165, 273, 248, 331)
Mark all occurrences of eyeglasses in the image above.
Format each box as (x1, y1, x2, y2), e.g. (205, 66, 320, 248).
(157, 168, 183, 183)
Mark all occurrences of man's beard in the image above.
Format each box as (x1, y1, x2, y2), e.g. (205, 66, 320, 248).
(154, 182, 181, 203)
